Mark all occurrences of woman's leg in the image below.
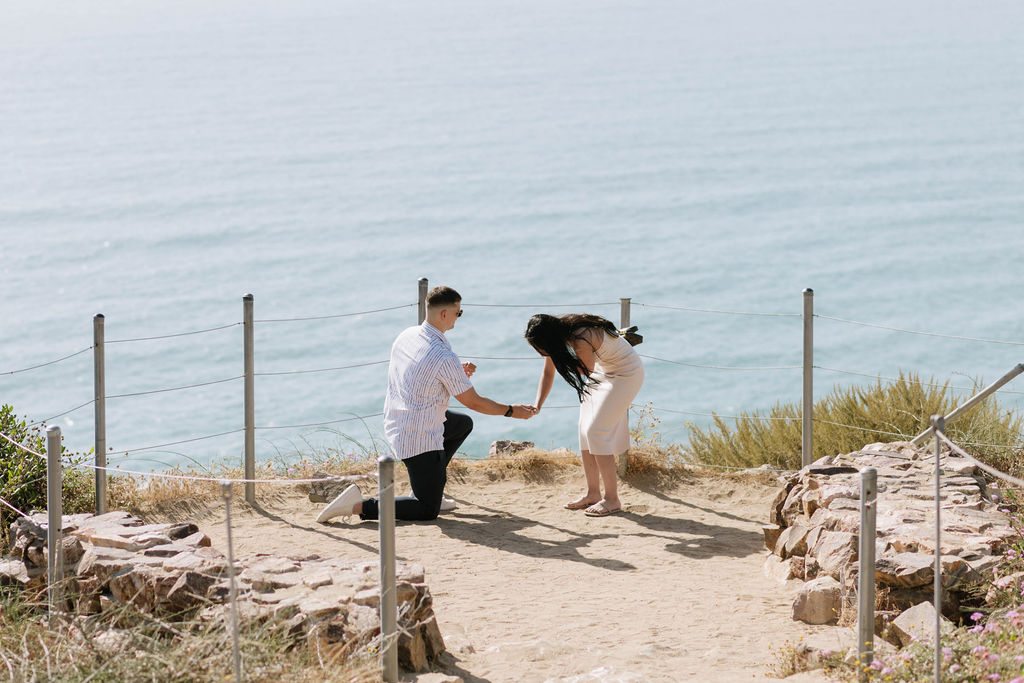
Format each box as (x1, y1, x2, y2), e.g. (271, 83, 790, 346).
(593, 453, 620, 510)
(565, 449, 603, 508)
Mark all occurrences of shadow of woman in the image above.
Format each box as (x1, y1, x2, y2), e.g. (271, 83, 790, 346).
(434, 506, 636, 571)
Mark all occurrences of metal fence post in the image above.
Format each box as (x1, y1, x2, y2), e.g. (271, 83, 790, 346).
(378, 455, 398, 682)
(802, 288, 814, 467)
(618, 297, 632, 476)
(418, 278, 428, 324)
(243, 294, 255, 504)
(46, 425, 64, 613)
(857, 466, 877, 679)
(931, 414, 945, 682)
(221, 483, 243, 683)
(93, 314, 107, 515)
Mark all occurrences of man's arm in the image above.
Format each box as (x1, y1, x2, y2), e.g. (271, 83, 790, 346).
(454, 386, 535, 419)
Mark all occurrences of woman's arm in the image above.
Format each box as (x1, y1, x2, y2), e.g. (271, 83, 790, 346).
(534, 356, 556, 410)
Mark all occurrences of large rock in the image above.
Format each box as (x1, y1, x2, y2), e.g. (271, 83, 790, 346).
(767, 441, 1015, 622)
(890, 601, 954, 647)
(792, 576, 842, 625)
(489, 440, 535, 458)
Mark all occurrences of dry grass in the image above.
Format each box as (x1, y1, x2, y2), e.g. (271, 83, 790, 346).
(0, 590, 380, 683)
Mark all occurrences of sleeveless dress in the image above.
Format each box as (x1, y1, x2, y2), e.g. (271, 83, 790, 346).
(578, 331, 645, 456)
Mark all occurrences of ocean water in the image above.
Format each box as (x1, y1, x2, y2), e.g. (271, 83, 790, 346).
(2, 0, 1024, 472)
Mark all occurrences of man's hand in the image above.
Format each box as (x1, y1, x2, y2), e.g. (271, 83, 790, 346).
(462, 362, 477, 378)
(509, 404, 537, 419)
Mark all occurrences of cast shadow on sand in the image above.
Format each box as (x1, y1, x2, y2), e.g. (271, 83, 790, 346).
(248, 502, 382, 555)
(433, 504, 637, 571)
(617, 511, 765, 559)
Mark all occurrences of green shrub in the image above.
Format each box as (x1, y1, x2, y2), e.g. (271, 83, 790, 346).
(687, 373, 1024, 471)
(0, 405, 95, 550)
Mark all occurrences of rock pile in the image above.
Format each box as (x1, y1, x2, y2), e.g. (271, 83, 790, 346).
(763, 441, 1016, 629)
(1, 511, 445, 672)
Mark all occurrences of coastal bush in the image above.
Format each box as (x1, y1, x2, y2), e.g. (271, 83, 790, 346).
(687, 374, 1024, 472)
(0, 405, 93, 551)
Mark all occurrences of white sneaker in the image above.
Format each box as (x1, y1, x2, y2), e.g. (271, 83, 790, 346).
(316, 484, 362, 523)
(439, 496, 458, 512)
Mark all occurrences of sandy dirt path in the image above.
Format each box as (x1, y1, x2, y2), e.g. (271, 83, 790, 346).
(177, 466, 838, 682)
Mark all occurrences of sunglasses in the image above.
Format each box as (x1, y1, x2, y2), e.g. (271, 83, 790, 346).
(456, 309, 464, 317)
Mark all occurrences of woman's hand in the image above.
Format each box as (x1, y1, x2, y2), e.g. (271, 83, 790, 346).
(462, 362, 477, 378)
(509, 404, 537, 419)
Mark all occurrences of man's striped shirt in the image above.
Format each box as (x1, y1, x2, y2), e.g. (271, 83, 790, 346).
(383, 322, 473, 460)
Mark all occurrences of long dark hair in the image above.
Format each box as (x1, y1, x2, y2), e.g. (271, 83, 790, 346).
(524, 313, 618, 401)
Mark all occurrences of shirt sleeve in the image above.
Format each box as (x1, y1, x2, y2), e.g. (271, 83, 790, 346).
(437, 353, 473, 396)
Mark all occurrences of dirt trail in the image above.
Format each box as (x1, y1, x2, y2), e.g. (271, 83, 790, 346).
(172, 466, 839, 682)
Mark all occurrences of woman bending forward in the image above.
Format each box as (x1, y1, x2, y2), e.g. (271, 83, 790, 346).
(525, 313, 644, 516)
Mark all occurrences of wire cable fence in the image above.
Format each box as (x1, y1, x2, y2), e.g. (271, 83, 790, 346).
(4, 283, 1024, 513)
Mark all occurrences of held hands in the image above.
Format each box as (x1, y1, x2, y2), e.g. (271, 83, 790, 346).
(508, 404, 538, 419)
(462, 362, 477, 378)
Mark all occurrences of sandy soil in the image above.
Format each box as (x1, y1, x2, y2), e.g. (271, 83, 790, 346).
(167, 464, 840, 683)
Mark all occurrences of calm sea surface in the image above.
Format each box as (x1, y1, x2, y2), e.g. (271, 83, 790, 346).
(2, 0, 1024, 471)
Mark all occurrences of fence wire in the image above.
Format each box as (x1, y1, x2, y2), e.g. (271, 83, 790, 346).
(1, 346, 92, 376)
(27, 399, 98, 427)
(107, 322, 241, 344)
(816, 314, 1024, 346)
(635, 302, 800, 318)
(936, 430, 1024, 489)
(651, 406, 800, 421)
(255, 303, 415, 323)
(815, 365, 1024, 396)
(0, 495, 29, 519)
(255, 360, 389, 377)
(462, 302, 618, 308)
(255, 413, 384, 431)
(640, 354, 801, 372)
(107, 376, 244, 399)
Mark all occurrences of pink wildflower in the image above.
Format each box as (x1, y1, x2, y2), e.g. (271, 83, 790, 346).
(972, 645, 987, 655)
(970, 625, 985, 633)
(950, 664, 961, 674)
(972, 612, 985, 622)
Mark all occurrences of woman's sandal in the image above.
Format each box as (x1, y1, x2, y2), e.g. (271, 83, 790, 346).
(584, 502, 622, 517)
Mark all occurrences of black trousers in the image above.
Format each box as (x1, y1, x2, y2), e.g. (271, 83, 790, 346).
(360, 410, 473, 521)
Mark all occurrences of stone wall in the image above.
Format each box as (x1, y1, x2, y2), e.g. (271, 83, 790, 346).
(1, 510, 445, 672)
(764, 441, 1016, 625)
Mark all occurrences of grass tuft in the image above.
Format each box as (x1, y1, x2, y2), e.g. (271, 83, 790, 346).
(688, 373, 1024, 472)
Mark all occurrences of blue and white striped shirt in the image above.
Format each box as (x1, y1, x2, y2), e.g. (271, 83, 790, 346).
(383, 322, 473, 460)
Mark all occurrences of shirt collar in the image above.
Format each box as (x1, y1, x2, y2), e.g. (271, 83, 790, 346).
(422, 321, 451, 348)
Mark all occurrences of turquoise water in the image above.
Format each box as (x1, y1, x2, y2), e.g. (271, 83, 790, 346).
(2, 0, 1024, 471)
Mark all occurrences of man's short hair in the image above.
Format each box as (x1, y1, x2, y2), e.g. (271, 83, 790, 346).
(426, 286, 462, 309)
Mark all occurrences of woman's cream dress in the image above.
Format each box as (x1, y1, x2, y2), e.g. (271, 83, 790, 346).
(578, 332, 645, 455)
